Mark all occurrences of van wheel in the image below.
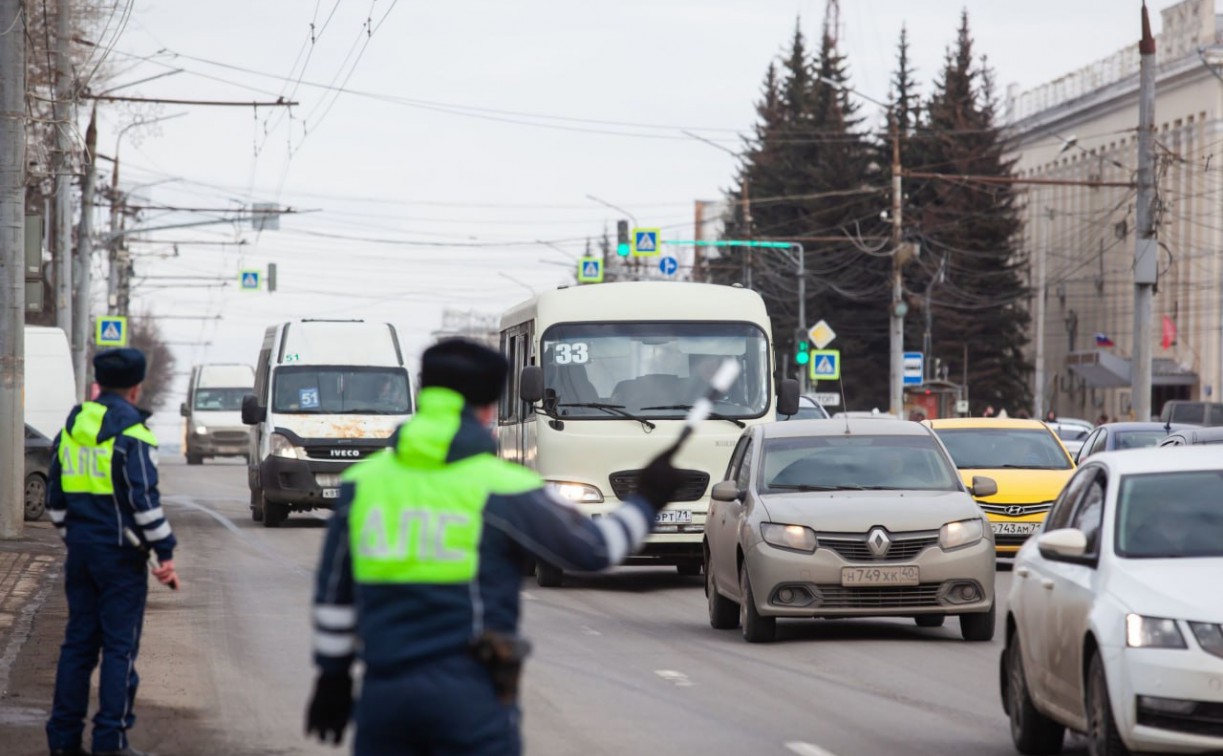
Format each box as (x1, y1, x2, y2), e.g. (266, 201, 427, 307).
(250, 487, 265, 522)
(24, 474, 47, 521)
(263, 501, 289, 528)
(186, 453, 203, 465)
(960, 603, 996, 641)
(1005, 632, 1065, 754)
(739, 566, 775, 643)
(535, 561, 563, 587)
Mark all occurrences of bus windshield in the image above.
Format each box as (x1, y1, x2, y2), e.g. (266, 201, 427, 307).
(272, 366, 412, 415)
(541, 322, 770, 419)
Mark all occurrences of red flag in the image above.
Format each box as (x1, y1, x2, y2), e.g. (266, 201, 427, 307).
(1161, 315, 1177, 350)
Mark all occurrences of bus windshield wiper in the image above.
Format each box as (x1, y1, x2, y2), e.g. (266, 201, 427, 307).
(555, 402, 656, 431)
(639, 404, 746, 428)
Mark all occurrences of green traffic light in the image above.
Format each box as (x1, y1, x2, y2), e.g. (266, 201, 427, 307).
(616, 242, 631, 257)
(796, 351, 809, 365)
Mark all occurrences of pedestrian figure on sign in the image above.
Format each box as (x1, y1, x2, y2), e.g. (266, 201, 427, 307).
(305, 339, 684, 754)
(45, 348, 179, 756)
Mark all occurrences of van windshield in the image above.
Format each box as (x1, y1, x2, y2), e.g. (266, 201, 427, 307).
(193, 388, 248, 411)
(540, 322, 770, 419)
(272, 366, 411, 415)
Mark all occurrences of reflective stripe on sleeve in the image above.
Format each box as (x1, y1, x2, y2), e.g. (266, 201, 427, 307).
(142, 521, 173, 542)
(314, 629, 355, 657)
(594, 516, 628, 564)
(48, 509, 66, 524)
(133, 506, 164, 525)
(313, 605, 356, 631)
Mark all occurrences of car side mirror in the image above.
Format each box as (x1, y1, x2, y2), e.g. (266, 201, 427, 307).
(519, 366, 544, 404)
(180, 402, 189, 418)
(776, 379, 800, 417)
(970, 475, 998, 498)
(1036, 528, 1088, 560)
(240, 394, 265, 426)
(711, 481, 742, 502)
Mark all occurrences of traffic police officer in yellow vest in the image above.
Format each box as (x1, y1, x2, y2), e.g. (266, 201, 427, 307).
(306, 339, 684, 754)
(45, 348, 179, 756)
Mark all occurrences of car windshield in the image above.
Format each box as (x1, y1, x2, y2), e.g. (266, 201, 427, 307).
(541, 321, 770, 419)
(1114, 430, 1167, 450)
(1116, 471, 1223, 558)
(1056, 426, 1089, 442)
(272, 366, 412, 415)
(193, 388, 249, 411)
(934, 428, 1072, 470)
(760, 435, 962, 492)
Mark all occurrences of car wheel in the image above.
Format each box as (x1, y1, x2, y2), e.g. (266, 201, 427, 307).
(24, 474, 47, 521)
(535, 560, 563, 588)
(1086, 652, 1129, 756)
(915, 615, 945, 628)
(739, 566, 775, 643)
(677, 561, 701, 577)
(186, 453, 203, 465)
(250, 487, 265, 522)
(960, 602, 996, 641)
(263, 501, 289, 528)
(1005, 632, 1065, 755)
(706, 557, 739, 630)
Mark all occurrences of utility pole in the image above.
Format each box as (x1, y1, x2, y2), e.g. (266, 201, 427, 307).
(1034, 203, 1051, 419)
(53, 0, 73, 341)
(0, 0, 26, 539)
(1132, 4, 1157, 420)
(72, 105, 96, 400)
(888, 113, 905, 417)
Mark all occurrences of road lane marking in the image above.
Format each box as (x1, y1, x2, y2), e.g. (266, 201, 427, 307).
(580, 625, 602, 636)
(521, 591, 536, 601)
(785, 742, 839, 756)
(162, 496, 310, 577)
(654, 669, 694, 687)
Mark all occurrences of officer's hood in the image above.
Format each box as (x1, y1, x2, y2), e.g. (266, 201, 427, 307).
(65, 392, 151, 445)
(392, 387, 493, 466)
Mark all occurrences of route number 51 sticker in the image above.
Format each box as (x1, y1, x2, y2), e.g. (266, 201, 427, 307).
(553, 342, 589, 365)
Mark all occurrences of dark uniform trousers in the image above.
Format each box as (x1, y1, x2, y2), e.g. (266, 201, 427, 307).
(46, 544, 148, 753)
(355, 653, 519, 756)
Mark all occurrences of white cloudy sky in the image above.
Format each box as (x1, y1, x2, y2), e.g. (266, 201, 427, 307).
(92, 0, 1179, 439)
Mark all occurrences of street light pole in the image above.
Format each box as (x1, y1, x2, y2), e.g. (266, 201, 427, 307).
(586, 194, 641, 280)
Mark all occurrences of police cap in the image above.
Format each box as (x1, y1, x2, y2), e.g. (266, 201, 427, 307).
(420, 339, 507, 406)
(93, 348, 147, 389)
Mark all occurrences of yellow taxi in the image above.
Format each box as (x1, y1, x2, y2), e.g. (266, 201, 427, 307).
(925, 418, 1075, 554)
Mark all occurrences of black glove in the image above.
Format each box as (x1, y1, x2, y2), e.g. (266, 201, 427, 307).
(305, 672, 352, 745)
(637, 446, 685, 513)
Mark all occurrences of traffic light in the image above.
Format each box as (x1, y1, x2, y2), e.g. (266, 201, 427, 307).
(616, 220, 630, 257)
(795, 332, 810, 366)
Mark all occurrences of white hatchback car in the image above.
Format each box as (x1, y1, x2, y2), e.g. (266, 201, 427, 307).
(1001, 447, 1223, 755)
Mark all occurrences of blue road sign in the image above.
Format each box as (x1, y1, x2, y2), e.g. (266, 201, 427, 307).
(577, 257, 604, 283)
(810, 349, 840, 381)
(240, 270, 261, 291)
(903, 352, 924, 385)
(95, 316, 128, 347)
(659, 256, 678, 276)
(632, 228, 660, 256)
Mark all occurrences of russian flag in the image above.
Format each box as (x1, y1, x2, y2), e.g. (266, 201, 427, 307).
(1095, 332, 1115, 347)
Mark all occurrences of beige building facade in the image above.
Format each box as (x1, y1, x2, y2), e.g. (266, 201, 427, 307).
(1005, 0, 1223, 420)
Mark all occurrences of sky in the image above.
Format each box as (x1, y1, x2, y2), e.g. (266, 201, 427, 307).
(88, 0, 1185, 441)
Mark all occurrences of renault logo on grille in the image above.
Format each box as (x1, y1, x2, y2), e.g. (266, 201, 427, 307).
(867, 528, 891, 557)
(1005, 505, 1025, 516)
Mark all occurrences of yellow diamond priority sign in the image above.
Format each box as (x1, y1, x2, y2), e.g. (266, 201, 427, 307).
(808, 319, 836, 350)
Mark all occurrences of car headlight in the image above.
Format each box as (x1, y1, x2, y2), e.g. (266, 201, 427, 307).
(1189, 623, 1223, 658)
(547, 481, 604, 504)
(194, 425, 208, 436)
(939, 518, 984, 550)
(270, 433, 303, 460)
(1126, 614, 1187, 649)
(760, 523, 817, 553)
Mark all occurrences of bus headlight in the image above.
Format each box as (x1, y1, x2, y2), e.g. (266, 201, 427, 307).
(270, 433, 304, 460)
(547, 481, 604, 504)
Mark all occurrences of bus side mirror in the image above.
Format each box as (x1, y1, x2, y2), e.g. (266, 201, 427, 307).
(180, 402, 189, 418)
(241, 394, 265, 426)
(777, 379, 800, 417)
(520, 366, 544, 404)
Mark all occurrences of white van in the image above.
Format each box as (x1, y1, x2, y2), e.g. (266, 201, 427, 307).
(180, 363, 255, 464)
(241, 319, 413, 527)
(499, 282, 798, 585)
(25, 326, 77, 438)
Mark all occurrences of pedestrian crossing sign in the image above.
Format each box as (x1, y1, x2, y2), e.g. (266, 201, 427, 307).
(240, 270, 261, 291)
(809, 349, 841, 381)
(577, 256, 604, 283)
(632, 228, 660, 256)
(95, 316, 128, 347)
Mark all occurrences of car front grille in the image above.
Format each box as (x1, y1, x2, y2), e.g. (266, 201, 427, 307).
(212, 430, 249, 444)
(817, 532, 939, 562)
(994, 534, 1031, 547)
(977, 502, 1052, 517)
(814, 584, 943, 609)
(609, 469, 709, 502)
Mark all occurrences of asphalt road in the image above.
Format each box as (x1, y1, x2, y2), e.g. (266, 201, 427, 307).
(39, 457, 1092, 755)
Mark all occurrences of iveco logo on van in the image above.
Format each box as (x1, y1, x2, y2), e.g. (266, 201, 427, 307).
(330, 449, 361, 458)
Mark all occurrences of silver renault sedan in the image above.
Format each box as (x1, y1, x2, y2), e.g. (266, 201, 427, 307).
(704, 418, 998, 643)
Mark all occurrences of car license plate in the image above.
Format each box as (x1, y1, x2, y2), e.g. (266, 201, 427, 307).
(315, 474, 341, 488)
(991, 521, 1040, 535)
(655, 510, 692, 524)
(841, 566, 919, 587)
(322, 488, 340, 499)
